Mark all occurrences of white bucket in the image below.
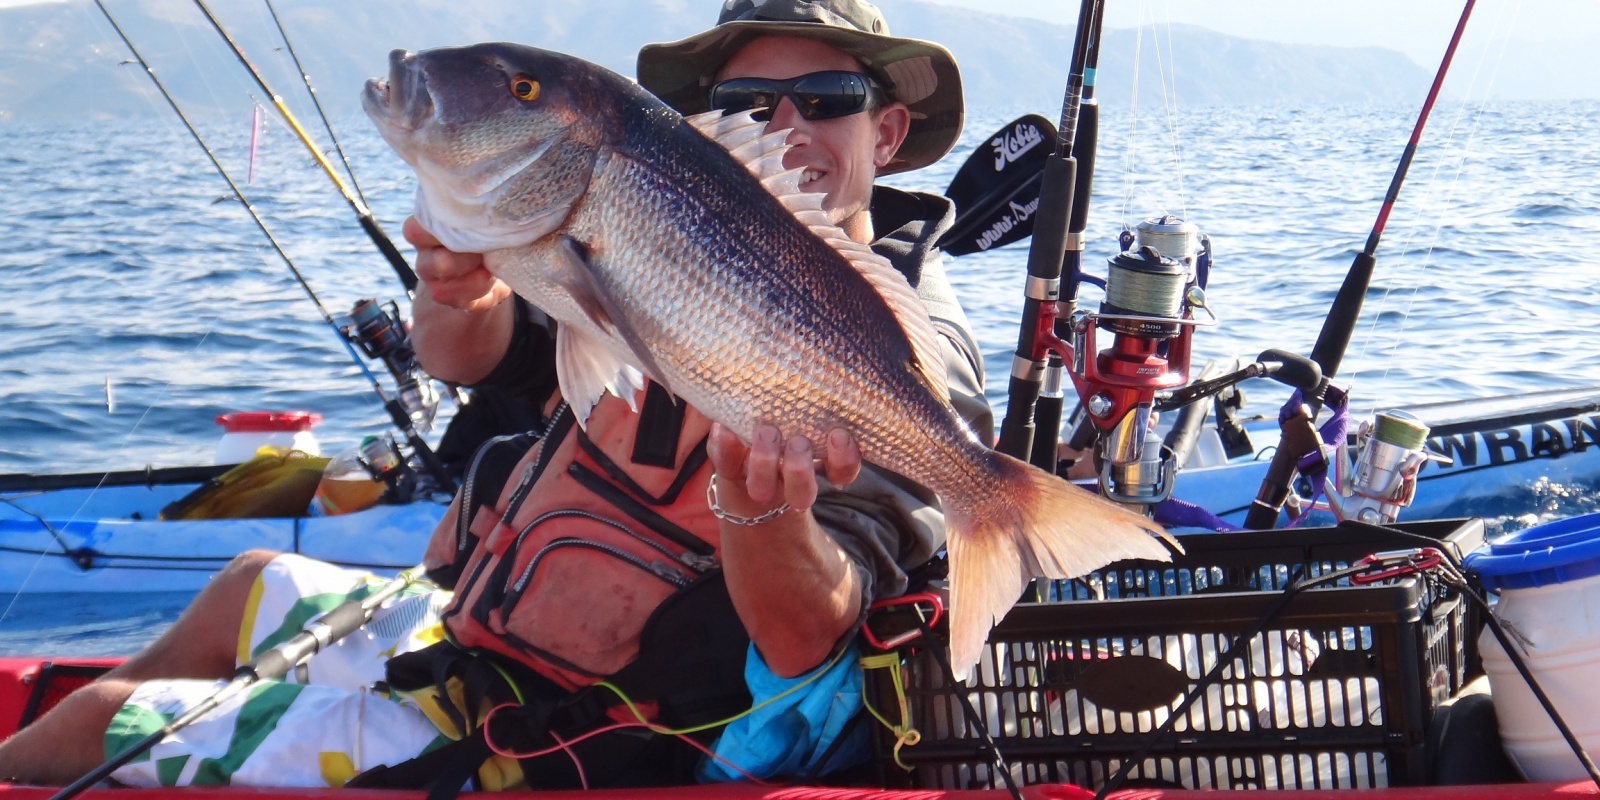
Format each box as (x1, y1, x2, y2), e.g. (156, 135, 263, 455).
(214, 411, 322, 464)
(1466, 513, 1600, 781)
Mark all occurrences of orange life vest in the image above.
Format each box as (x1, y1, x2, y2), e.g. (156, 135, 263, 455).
(427, 383, 724, 692)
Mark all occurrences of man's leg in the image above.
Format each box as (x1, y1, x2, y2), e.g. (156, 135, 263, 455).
(108, 549, 277, 681)
(0, 678, 137, 784)
(0, 550, 274, 783)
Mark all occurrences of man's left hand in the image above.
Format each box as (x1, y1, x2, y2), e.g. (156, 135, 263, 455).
(707, 423, 861, 518)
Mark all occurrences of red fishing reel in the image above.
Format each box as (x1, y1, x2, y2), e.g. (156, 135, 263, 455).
(1044, 217, 1217, 504)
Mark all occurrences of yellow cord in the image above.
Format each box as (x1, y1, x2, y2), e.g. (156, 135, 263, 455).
(857, 652, 919, 771)
(594, 644, 853, 736)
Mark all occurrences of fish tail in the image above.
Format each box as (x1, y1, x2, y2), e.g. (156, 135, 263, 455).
(944, 450, 1180, 681)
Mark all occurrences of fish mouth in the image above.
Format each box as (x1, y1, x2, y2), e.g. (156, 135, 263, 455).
(362, 49, 433, 133)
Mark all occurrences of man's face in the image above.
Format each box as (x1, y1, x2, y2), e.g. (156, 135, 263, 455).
(716, 36, 908, 237)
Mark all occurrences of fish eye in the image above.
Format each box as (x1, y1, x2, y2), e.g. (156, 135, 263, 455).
(510, 74, 541, 102)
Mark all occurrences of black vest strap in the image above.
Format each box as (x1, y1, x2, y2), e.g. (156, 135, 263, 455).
(365, 573, 752, 793)
(630, 382, 687, 468)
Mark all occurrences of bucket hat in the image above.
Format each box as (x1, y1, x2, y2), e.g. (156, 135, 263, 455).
(637, 0, 963, 175)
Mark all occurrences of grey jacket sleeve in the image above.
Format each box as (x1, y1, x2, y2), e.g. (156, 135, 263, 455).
(811, 310, 992, 611)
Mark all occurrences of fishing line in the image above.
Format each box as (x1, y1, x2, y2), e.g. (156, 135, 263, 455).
(1117, 2, 1145, 230)
(1345, 0, 1522, 414)
(261, 0, 369, 207)
(87, 1, 455, 494)
(0, 2, 248, 618)
(189, 0, 419, 293)
(1149, 5, 1189, 222)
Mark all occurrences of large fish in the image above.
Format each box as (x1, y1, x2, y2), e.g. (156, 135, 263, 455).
(363, 43, 1175, 679)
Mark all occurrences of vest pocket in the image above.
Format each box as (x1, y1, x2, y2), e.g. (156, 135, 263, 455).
(470, 510, 708, 680)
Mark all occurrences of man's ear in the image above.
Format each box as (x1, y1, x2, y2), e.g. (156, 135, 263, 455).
(872, 102, 912, 170)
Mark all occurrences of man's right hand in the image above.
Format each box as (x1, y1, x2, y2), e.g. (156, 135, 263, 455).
(404, 216, 510, 313)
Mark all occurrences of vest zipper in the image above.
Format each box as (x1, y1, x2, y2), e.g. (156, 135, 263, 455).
(507, 508, 708, 577)
(497, 401, 570, 530)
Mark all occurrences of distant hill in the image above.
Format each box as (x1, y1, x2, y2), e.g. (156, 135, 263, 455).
(0, 0, 1436, 123)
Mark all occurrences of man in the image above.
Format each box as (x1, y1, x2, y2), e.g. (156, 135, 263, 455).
(0, 0, 989, 788)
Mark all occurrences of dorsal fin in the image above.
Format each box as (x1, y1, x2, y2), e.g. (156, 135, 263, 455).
(690, 109, 949, 400)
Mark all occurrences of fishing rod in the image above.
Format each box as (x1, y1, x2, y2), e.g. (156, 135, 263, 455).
(91, 0, 455, 493)
(994, 0, 1104, 462)
(1029, 13, 1104, 471)
(261, 0, 370, 208)
(189, 0, 418, 294)
(49, 562, 432, 800)
(1243, 0, 1477, 530)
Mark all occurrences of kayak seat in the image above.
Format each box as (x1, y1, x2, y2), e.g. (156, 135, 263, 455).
(17, 661, 112, 730)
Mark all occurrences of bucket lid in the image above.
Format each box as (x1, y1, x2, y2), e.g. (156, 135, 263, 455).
(1465, 512, 1600, 591)
(215, 411, 322, 433)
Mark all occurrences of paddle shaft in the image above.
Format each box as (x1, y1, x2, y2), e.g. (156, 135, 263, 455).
(47, 564, 430, 800)
(189, 0, 418, 294)
(996, 0, 1104, 461)
(1243, 0, 1476, 529)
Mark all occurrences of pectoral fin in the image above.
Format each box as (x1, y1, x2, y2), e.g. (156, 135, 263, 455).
(555, 324, 646, 426)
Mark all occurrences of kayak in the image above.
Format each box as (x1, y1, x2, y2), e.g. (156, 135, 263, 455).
(2, 514, 1599, 798)
(6, 384, 1595, 595)
(0, 463, 445, 595)
(1169, 384, 1600, 528)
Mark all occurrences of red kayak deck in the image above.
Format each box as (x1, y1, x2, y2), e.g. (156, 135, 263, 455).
(0, 658, 1593, 798)
(0, 781, 1596, 799)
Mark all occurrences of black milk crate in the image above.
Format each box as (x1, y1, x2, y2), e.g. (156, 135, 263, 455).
(864, 518, 1485, 792)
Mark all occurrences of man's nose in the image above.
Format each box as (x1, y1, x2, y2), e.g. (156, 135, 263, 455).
(764, 98, 806, 131)
(767, 97, 810, 138)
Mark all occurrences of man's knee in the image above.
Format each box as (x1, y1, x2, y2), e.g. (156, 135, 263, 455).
(218, 549, 280, 590)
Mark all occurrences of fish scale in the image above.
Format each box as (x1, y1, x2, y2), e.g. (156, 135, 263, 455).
(365, 42, 1178, 679)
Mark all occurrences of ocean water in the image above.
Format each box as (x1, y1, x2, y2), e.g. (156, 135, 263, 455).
(2, 100, 1599, 653)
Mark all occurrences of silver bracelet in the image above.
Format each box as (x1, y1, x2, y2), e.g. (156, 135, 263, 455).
(706, 476, 792, 526)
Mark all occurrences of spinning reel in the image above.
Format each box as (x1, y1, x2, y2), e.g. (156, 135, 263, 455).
(1058, 216, 1217, 506)
(339, 298, 440, 434)
(1324, 409, 1444, 525)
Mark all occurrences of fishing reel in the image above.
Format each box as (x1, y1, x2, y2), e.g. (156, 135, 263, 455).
(339, 298, 440, 433)
(1065, 216, 1218, 505)
(1323, 409, 1447, 524)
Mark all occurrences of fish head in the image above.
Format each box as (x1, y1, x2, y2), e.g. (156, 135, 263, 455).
(363, 44, 615, 253)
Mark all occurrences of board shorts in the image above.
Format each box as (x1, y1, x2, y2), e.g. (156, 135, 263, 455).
(105, 554, 453, 788)
(104, 553, 872, 787)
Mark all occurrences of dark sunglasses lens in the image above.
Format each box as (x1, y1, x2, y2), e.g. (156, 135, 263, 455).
(709, 73, 876, 122)
(791, 72, 871, 120)
(709, 81, 775, 117)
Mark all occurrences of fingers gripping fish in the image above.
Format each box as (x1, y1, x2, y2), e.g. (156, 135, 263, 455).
(362, 43, 1178, 680)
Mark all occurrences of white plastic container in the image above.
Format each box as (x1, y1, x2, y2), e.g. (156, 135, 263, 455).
(214, 411, 322, 464)
(1466, 512, 1600, 781)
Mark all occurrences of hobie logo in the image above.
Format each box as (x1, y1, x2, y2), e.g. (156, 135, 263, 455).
(974, 196, 1042, 251)
(992, 123, 1044, 171)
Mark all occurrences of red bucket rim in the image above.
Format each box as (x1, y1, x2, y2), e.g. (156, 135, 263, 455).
(214, 411, 322, 433)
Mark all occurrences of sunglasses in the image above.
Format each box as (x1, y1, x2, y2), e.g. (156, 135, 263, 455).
(708, 71, 887, 122)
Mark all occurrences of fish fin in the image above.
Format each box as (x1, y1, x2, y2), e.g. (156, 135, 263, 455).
(548, 235, 674, 404)
(701, 112, 950, 399)
(555, 324, 647, 426)
(944, 451, 1182, 681)
(825, 242, 950, 401)
(687, 110, 777, 153)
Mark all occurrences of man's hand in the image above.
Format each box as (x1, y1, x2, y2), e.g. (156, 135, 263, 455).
(707, 423, 861, 517)
(404, 216, 510, 313)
